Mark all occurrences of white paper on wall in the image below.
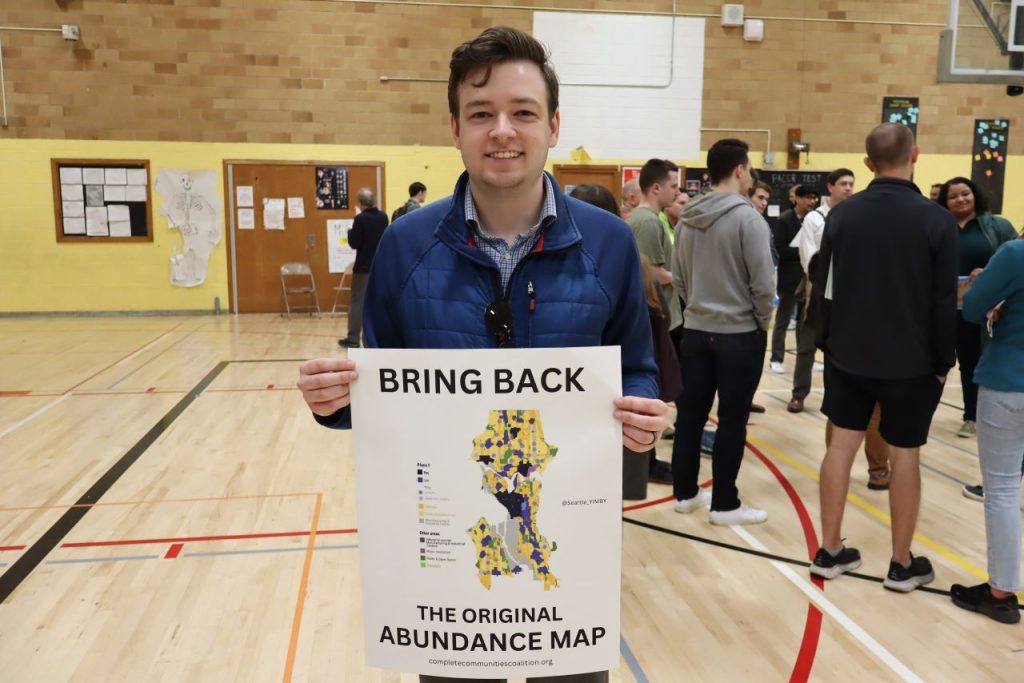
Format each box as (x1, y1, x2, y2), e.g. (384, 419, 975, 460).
(109, 221, 132, 237)
(126, 169, 148, 185)
(236, 185, 254, 208)
(237, 208, 255, 230)
(155, 169, 223, 287)
(107, 205, 131, 222)
(126, 186, 147, 202)
(349, 347, 623, 680)
(62, 201, 85, 218)
(287, 196, 305, 218)
(104, 185, 127, 202)
(533, 12, 704, 159)
(63, 217, 86, 235)
(104, 168, 128, 185)
(85, 206, 109, 236)
(767, 205, 781, 218)
(263, 198, 285, 230)
(83, 168, 105, 185)
(61, 184, 84, 201)
(326, 218, 355, 272)
(59, 167, 83, 184)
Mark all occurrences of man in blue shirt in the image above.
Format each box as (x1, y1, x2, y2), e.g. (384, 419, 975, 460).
(297, 26, 668, 683)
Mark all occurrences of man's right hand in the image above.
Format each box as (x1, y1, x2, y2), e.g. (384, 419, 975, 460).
(297, 358, 359, 416)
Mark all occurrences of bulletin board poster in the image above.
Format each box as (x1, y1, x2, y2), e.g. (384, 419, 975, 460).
(316, 166, 349, 210)
(971, 119, 1009, 214)
(621, 166, 641, 186)
(881, 96, 919, 137)
(327, 219, 355, 273)
(348, 346, 623, 679)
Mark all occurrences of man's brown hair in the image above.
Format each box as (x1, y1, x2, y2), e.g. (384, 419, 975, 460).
(448, 26, 559, 120)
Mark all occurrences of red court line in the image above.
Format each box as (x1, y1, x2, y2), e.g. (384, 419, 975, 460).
(0, 545, 26, 552)
(60, 527, 357, 549)
(621, 478, 712, 512)
(61, 323, 184, 395)
(164, 543, 184, 559)
(205, 387, 300, 393)
(0, 391, 30, 397)
(744, 438, 825, 683)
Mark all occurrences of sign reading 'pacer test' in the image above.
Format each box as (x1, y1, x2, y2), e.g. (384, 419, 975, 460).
(349, 347, 623, 679)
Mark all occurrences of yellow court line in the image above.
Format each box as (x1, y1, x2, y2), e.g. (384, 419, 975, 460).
(283, 492, 323, 683)
(746, 433, 992, 583)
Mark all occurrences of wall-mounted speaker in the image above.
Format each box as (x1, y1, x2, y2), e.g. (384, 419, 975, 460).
(721, 4, 745, 28)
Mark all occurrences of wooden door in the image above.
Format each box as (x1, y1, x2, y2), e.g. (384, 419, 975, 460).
(225, 161, 384, 313)
(552, 164, 621, 205)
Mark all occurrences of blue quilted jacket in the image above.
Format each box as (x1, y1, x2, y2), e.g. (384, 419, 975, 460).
(316, 171, 658, 429)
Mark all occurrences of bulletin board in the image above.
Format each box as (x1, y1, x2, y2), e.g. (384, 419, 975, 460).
(51, 158, 153, 243)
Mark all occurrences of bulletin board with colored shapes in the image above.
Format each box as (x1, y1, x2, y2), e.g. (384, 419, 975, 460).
(881, 96, 920, 138)
(971, 119, 1009, 214)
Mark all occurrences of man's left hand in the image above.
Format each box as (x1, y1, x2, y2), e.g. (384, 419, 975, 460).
(614, 396, 671, 453)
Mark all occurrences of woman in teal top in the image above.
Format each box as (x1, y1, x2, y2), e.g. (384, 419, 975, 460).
(936, 178, 1018, 441)
(950, 239, 1024, 624)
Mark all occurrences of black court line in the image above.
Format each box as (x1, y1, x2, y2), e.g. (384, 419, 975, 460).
(0, 361, 229, 604)
(622, 517, 1021, 607)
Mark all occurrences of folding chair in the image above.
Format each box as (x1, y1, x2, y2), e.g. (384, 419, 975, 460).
(280, 262, 321, 317)
(331, 263, 355, 314)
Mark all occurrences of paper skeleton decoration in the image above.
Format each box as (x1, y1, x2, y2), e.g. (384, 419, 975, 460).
(156, 170, 222, 287)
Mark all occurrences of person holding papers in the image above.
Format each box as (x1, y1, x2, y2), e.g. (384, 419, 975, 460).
(297, 26, 668, 683)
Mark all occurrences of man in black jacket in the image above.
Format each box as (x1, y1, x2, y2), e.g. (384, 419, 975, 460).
(808, 123, 957, 592)
(769, 185, 818, 373)
(339, 187, 389, 348)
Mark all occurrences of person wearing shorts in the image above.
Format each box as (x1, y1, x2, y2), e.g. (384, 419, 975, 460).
(807, 124, 958, 593)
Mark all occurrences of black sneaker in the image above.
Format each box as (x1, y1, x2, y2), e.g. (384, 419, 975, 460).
(950, 582, 1021, 624)
(962, 484, 984, 501)
(883, 553, 934, 592)
(809, 546, 862, 579)
(648, 460, 673, 485)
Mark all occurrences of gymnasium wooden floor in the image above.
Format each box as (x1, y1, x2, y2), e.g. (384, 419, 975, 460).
(0, 314, 1020, 682)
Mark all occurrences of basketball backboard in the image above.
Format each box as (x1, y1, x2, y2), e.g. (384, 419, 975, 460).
(938, 0, 1024, 86)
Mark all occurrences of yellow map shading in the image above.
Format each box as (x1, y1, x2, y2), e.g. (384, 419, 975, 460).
(467, 409, 559, 591)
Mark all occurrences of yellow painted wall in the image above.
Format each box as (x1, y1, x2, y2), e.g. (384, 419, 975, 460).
(2, 139, 1020, 313)
(0, 138, 466, 313)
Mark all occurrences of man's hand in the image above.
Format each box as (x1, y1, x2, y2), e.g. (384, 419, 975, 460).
(968, 267, 984, 282)
(614, 396, 671, 452)
(297, 358, 358, 416)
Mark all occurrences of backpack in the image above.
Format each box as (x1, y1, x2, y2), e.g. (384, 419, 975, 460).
(391, 200, 415, 223)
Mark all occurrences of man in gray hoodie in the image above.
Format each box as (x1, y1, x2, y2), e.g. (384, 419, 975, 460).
(670, 138, 776, 525)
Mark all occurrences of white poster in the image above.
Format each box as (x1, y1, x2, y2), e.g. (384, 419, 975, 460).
(82, 168, 105, 185)
(155, 169, 223, 287)
(104, 167, 128, 185)
(59, 167, 82, 184)
(326, 218, 355, 273)
(237, 208, 255, 230)
(349, 347, 622, 680)
(85, 206, 109, 236)
(287, 196, 305, 218)
(263, 198, 285, 230)
(236, 185, 254, 208)
(126, 168, 148, 185)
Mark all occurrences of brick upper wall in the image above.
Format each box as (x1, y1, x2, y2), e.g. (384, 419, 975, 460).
(0, 0, 1017, 154)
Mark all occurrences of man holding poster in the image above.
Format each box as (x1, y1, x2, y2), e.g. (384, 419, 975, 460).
(297, 26, 667, 683)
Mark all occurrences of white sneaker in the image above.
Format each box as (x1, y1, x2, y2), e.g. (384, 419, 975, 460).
(709, 504, 768, 526)
(674, 489, 711, 513)
(813, 362, 824, 373)
(787, 319, 797, 331)
(770, 361, 785, 374)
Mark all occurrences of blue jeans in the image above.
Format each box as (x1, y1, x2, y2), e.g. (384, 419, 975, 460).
(977, 387, 1024, 593)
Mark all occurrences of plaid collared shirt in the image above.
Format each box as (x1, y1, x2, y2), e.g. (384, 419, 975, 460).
(465, 175, 558, 292)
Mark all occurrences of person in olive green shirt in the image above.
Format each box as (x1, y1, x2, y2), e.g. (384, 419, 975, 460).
(628, 158, 683, 339)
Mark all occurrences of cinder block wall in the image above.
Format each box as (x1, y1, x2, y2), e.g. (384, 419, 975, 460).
(0, 1, 1017, 155)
